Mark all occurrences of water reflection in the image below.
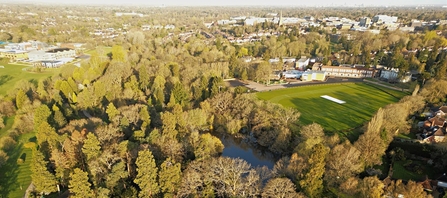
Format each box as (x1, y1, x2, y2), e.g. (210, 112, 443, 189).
(217, 133, 277, 169)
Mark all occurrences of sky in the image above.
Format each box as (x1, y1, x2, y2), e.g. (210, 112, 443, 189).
(7, 0, 447, 6)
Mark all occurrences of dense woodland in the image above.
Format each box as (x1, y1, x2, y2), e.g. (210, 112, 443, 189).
(1, 4, 447, 198)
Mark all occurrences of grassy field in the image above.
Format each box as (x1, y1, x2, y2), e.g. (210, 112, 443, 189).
(0, 63, 60, 95)
(0, 116, 14, 138)
(257, 83, 408, 132)
(392, 160, 435, 181)
(0, 132, 36, 198)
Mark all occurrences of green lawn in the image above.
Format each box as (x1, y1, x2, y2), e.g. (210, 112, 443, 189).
(257, 83, 408, 132)
(392, 160, 435, 181)
(0, 116, 14, 138)
(0, 63, 60, 95)
(85, 46, 112, 56)
(0, 132, 36, 198)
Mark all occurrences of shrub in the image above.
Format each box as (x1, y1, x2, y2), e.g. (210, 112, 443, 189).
(24, 142, 36, 149)
(0, 136, 16, 151)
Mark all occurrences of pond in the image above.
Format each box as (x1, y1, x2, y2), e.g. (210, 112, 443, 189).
(218, 133, 277, 169)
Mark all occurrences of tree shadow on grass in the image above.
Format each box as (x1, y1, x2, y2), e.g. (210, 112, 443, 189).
(0, 75, 12, 86)
(0, 143, 23, 197)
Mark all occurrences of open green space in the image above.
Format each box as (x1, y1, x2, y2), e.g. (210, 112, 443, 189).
(85, 46, 112, 56)
(0, 63, 60, 95)
(0, 132, 36, 198)
(257, 83, 408, 132)
(392, 160, 435, 181)
(0, 116, 14, 138)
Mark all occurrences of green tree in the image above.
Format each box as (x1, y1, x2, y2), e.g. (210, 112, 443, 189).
(106, 161, 129, 195)
(111, 45, 127, 62)
(34, 104, 51, 131)
(31, 149, 58, 194)
(82, 133, 101, 161)
(139, 106, 151, 131)
(135, 149, 159, 197)
(15, 89, 27, 109)
(36, 121, 58, 148)
(53, 107, 67, 128)
(299, 143, 329, 198)
(69, 168, 94, 198)
(106, 103, 120, 122)
(159, 158, 182, 197)
(358, 176, 384, 198)
(37, 79, 48, 100)
(171, 82, 189, 106)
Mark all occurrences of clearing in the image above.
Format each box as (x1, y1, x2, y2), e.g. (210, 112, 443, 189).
(257, 83, 408, 133)
(0, 63, 60, 95)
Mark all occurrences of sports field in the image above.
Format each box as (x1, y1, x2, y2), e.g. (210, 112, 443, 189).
(0, 63, 60, 95)
(257, 83, 408, 132)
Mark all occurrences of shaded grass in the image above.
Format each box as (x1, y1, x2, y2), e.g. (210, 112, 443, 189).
(257, 83, 408, 133)
(0, 63, 60, 95)
(392, 160, 434, 181)
(0, 116, 14, 138)
(0, 132, 35, 198)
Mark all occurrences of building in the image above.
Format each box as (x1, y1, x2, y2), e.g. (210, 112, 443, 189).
(296, 57, 310, 70)
(312, 63, 375, 78)
(372, 15, 398, 24)
(115, 12, 144, 17)
(245, 17, 270, 26)
(282, 70, 303, 79)
(28, 48, 76, 61)
(301, 71, 326, 81)
(379, 68, 411, 83)
(0, 49, 28, 61)
(359, 17, 371, 27)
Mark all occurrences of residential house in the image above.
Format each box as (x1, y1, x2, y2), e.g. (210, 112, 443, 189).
(379, 68, 412, 83)
(420, 116, 447, 143)
(436, 106, 447, 117)
(296, 57, 309, 70)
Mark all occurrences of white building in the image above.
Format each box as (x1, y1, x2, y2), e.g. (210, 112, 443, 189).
(115, 12, 144, 17)
(373, 15, 398, 24)
(379, 68, 411, 83)
(245, 18, 270, 26)
(296, 57, 310, 70)
(28, 48, 76, 62)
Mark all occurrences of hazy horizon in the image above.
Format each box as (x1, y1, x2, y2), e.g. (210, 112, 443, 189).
(3, 0, 447, 6)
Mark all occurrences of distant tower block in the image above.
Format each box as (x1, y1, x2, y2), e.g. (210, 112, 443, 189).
(279, 11, 283, 26)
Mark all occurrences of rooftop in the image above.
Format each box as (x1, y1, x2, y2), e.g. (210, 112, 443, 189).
(45, 48, 73, 53)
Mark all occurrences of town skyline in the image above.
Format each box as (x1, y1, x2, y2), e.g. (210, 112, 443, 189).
(4, 0, 447, 6)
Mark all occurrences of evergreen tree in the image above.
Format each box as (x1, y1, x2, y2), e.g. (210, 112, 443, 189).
(299, 143, 329, 198)
(15, 89, 27, 109)
(159, 158, 182, 197)
(134, 149, 159, 197)
(82, 133, 101, 161)
(69, 168, 94, 198)
(31, 149, 58, 195)
(106, 103, 120, 122)
(34, 104, 51, 131)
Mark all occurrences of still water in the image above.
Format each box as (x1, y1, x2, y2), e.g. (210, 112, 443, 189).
(218, 134, 276, 169)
